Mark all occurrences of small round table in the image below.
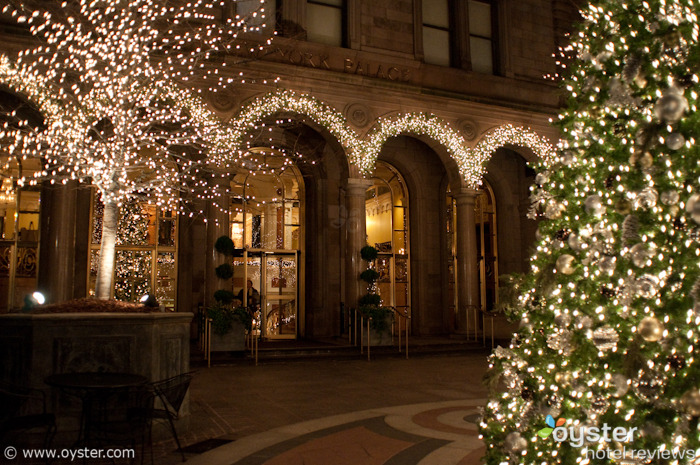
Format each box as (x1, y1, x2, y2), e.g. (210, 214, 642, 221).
(45, 372, 148, 391)
(45, 372, 150, 447)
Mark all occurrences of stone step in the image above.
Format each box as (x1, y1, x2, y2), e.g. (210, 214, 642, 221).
(191, 337, 497, 366)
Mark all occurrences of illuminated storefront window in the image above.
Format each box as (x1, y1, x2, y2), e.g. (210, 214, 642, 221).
(89, 196, 178, 309)
(365, 161, 410, 319)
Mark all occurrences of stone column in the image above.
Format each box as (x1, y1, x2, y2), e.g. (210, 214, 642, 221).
(205, 179, 230, 307)
(344, 178, 372, 311)
(453, 188, 480, 336)
(38, 182, 77, 304)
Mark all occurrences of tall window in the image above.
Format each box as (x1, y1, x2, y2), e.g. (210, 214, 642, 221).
(0, 186, 40, 311)
(89, 197, 178, 308)
(229, 0, 274, 32)
(306, 0, 344, 46)
(0, 91, 43, 311)
(365, 162, 410, 319)
(422, 0, 451, 66)
(421, 0, 496, 74)
(468, 0, 495, 74)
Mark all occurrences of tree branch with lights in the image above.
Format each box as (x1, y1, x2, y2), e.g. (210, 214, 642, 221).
(0, 0, 273, 299)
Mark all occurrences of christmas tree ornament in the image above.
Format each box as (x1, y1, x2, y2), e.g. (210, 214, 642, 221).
(630, 243, 654, 267)
(641, 422, 664, 439)
(635, 275, 660, 299)
(638, 151, 654, 169)
(686, 194, 700, 224)
(622, 215, 641, 243)
(637, 316, 664, 342)
(667, 354, 686, 371)
(666, 132, 685, 150)
(555, 254, 576, 274)
(554, 229, 571, 242)
(585, 194, 605, 216)
(545, 200, 565, 219)
(587, 394, 610, 416)
(633, 188, 658, 210)
(590, 325, 619, 351)
(535, 172, 549, 185)
(660, 190, 680, 205)
(615, 198, 632, 215)
(654, 86, 688, 123)
(622, 53, 642, 83)
(680, 389, 700, 416)
(598, 255, 617, 274)
(689, 227, 700, 242)
(576, 315, 593, 330)
(554, 312, 572, 327)
(504, 432, 528, 454)
(633, 369, 664, 402)
(547, 330, 574, 355)
(611, 374, 629, 397)
(567, 232, 584, 251)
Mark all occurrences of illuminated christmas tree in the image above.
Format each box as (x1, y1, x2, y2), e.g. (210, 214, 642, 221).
(480, 1, 700, 464)
(0, 0, 273, 298)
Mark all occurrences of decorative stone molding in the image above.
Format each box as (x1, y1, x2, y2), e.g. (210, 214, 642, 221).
(344, 103, 371, 128)
(457, 119, 478, 141)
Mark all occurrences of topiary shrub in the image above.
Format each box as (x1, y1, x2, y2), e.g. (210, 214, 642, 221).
(360, 269, 380, 283)
(360, 245, 378, 261)
(213, 289, 235, 305)
(358, 293, 382, 307)
(214, 235, 235, 256)
(215, 263, 234, 280)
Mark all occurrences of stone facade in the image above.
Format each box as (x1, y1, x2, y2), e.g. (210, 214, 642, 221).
(0, 0, 581, 341)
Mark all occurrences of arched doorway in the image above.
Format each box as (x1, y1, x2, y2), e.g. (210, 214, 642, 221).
(365, 161, 410, 322)
(229, 148, 304, 339)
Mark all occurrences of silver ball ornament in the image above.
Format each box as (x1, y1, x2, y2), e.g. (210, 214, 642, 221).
(660, 190, 680, 205)
(585, 195, 605, 216)
(590, 325, 619, 351)
(504, 432, 528, 454)
(630, 243, 654, 267)
(545, 201, 564, 219)
(611, 374, 629, 397)
(680, 389, 700, 416)
(666, 132, 685, 150)
(686, 194, 700, 224)
(638, 316, 664, 342)
(655, 86, 688, 123)
(556, 254, 576, 275)
(598, 255, 616, 274)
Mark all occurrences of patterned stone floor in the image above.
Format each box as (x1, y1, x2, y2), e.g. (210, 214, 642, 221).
(183, 399, 486, 465)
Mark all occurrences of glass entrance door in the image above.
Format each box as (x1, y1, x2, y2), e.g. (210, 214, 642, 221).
(263, 252, 298, 338)
(234, 250, 298, 339)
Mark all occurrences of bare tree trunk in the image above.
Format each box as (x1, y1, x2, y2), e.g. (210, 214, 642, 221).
(95, 200, 118, 299)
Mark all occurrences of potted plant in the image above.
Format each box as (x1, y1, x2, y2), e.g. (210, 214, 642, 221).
(357, 245, 393, 346)
(207, 235, 250, 352)
(207, 302, 252, 352)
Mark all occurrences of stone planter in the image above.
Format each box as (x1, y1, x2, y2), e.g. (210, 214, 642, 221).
(365, 315, 394, 347)
(210, 319, 246, 352)
(0, 312, 192, 443)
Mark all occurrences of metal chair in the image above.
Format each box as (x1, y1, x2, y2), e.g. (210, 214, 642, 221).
(84, 385, 156, 465)
(151, 372, 194, 462)
(0, 383, 56, 449)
